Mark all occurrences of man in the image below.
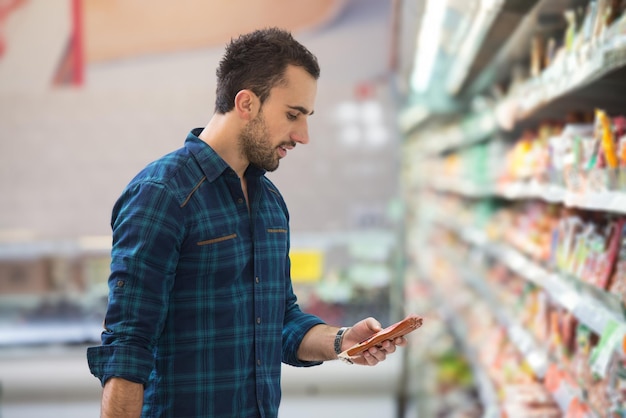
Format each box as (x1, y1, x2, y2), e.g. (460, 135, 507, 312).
(87, 27, 406, 418)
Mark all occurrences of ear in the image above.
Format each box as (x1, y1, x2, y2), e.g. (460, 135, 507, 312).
(234, 89, 259, 121)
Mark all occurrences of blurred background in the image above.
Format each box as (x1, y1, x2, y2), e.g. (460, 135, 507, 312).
(0, 0, 407, 417)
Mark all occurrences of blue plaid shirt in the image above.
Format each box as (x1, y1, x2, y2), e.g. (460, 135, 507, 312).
(87, 129, 325, 418)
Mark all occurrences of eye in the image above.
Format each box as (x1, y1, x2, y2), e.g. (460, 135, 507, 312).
(287, 113, 298, 121)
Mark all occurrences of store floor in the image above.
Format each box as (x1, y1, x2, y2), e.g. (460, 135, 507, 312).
(0, 345, 413, 418)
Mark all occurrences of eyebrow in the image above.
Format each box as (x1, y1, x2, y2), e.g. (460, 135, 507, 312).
(287, 105, 314, 116)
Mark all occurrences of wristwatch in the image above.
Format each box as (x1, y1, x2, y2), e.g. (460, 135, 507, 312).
(334, 327, 350, 357)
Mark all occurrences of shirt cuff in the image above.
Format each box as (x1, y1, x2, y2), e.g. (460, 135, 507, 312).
(282, 316, 326, 367)
(87, 344, 154, 386)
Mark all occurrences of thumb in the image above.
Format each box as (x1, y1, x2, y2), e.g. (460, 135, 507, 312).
(366, 317, 382, 333)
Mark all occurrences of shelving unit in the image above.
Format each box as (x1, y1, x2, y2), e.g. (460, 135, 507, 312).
(397, 0, 626, 416)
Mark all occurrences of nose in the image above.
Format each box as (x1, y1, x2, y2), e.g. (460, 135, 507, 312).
(290, 120, 310, 145)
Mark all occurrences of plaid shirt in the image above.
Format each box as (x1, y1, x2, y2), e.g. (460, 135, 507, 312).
(87, 129, 325, 418)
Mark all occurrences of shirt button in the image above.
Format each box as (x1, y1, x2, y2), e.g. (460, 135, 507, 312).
(255, 277, 260, 284)
(237, 198, 244, 204)
(116, 280, 124, 288)
(257, 317, 261, 324)
(257, 359, 261, 366)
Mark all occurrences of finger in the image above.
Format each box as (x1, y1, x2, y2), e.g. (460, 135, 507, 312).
(368, 346, 387, 362)
(353, 355, 372, 366)
(394, 336, 408, 347)
(380, 340, 396, 354)
(362, 350, 379, 366)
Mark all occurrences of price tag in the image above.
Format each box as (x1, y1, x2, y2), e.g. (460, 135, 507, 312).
(590, 320, 626, 378)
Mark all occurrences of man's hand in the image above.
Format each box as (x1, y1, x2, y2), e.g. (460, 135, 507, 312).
(341, 317, 408, 366)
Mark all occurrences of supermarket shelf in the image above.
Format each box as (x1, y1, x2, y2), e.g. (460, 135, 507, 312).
(401, 2, 626, 416)
(444, 223, 623, 416)
(425, 178, 499, 199)
(563, 190, 626, 214)
(428, 281, 502, 418)
(448, 320, 502, 418)
(424, 225, 606, 416)
(452, 0, 542, 97)
(414, 110, 498, 156)
(501, 42, 626, 130)
(456, 224, 626, 351)
(459, 262, 550, 379)
(426, 177, 626, 215)
(409, 32, 626, 156)
(423, 235, 551, 381)
(544, 361, 601, 418)
(498, 246, 626, 337)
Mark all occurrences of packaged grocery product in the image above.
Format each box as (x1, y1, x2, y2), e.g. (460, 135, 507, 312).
(502, 382, 562, 418)
(608, 219, 626, 304)
(531, 35, 546, 78)
(560, 310, 579, 361)
(614, 116, 626, 188)
(589, 109, 619, 191)
(606, 353, 626, 416)
(566, 396, 596, 418)
(556, 216, 586, 275)
(559, 123, 594, 193)
(587, 218, 622, 290)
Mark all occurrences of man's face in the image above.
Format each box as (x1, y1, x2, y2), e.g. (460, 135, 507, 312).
(238, 65, 317, 172)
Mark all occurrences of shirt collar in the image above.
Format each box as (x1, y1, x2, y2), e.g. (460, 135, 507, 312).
(185, 128, 266, 182)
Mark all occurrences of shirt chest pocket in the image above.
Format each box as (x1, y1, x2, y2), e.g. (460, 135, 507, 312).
(195, 231, 249, 268)
(196, 233, 238, 246)
(178, 226, 252, 282)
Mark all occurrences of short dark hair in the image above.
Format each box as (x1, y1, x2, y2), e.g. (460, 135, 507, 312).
(214, 27, 320, 114)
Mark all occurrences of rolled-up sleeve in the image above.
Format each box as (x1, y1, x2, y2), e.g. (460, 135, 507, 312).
(87, 181, 183, 386)
(87, 344, 154, 386)
(281, 303, 325, 367)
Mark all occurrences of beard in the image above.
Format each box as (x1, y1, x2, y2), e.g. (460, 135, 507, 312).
(239, 111, 284, 172)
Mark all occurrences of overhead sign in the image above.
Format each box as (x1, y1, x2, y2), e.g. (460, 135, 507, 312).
(290, 249, 323, 283)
